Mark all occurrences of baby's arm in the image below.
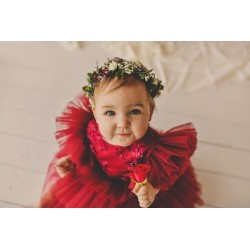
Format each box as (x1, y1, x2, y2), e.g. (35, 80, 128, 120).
(55, 156, 75, 178)
(132, 182, 160, 208)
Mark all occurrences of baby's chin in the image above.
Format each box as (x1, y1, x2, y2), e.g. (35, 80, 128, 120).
(105, 139, 134, 147)
(104, 135, 138, 147)
(115, 140, 134, 147)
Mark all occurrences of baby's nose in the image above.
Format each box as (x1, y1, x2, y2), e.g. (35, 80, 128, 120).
(117, 116, 130, 128)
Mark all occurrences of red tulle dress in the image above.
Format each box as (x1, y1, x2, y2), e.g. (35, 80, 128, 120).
(40, 93, 203, 208)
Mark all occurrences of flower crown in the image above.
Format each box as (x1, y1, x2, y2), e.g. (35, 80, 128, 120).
(82, 57, 164, 98)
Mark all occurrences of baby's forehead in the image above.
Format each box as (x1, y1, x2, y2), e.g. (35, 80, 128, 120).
(97, 80, 147, 96)
(93, 79, 153, 107)
(96, 93, 150, 109)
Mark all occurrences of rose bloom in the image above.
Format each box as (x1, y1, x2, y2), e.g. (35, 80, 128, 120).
(101, 69, 109, 75)
(128, 163, 151, 183)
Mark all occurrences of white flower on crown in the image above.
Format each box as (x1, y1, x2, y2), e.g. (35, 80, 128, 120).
(144, 76, 149, 81)
(153, 78, 158, 84)
(108, 61, 118, 71)
(124, 64, 133, 74)
(125, 69, 132, 74)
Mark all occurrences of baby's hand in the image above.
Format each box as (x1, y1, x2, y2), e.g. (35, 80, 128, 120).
(55, 156, 74, 178)
(132, 182, 160, 208)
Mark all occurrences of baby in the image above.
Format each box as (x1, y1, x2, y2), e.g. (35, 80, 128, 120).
(40, 57, 202, 208)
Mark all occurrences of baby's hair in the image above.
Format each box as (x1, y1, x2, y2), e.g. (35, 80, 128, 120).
(92, 74, 155, 113)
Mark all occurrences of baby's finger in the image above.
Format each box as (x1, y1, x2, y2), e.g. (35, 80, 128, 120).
(56, 156, 71, 168)
(56, 157, 68, 165)
(132, 183, 141, 194)
(56, 167, 69, 178)
(137, 186, 148, 196)
(139, 195, 151, 201)
(139, 200, 151, 208)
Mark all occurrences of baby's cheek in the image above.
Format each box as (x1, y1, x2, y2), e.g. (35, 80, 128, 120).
(138, 123, 148, 136)
(134, 130, 146, 141)
(101, 126, 114, 139)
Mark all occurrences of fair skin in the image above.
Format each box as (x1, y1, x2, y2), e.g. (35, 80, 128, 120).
(92, 80, 152, 147)
(55, 156, 73, 178)
(56, 80, 159, 207)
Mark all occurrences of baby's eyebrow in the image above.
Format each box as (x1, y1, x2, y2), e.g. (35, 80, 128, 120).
(128, 103, 145, 108)
(101, 105, 115, 109)
(101, 103, 145, 109)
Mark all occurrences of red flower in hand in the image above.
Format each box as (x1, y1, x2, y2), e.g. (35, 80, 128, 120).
(128, 163, 151, 189)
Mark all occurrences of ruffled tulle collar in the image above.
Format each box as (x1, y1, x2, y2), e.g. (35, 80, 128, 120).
(86, 119, 152, 180)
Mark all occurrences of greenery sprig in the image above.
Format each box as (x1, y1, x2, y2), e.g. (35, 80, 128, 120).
(82, 57, 164, 98)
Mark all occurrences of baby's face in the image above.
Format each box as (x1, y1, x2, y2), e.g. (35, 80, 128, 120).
(92, 81, 152, 147)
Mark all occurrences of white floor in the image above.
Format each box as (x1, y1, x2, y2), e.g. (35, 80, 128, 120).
(0, 42, 250, 208)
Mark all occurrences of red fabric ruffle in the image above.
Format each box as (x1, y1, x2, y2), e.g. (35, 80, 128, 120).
(147, 124, 197, 192)
(40, 92, 203, 208)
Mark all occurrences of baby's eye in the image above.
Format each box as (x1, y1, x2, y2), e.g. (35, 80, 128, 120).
(130, 109, 142, 115)
(105, 110, 116, 116)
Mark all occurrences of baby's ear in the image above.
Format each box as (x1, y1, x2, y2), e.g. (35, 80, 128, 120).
(89, 99, 95, 112)
(91, 104, 98, 121)
(149, 105, 155, 121)
(91, 105, 96, 117)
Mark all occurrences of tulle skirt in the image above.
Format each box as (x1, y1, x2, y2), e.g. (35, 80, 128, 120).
(40, 157, 202, 208)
